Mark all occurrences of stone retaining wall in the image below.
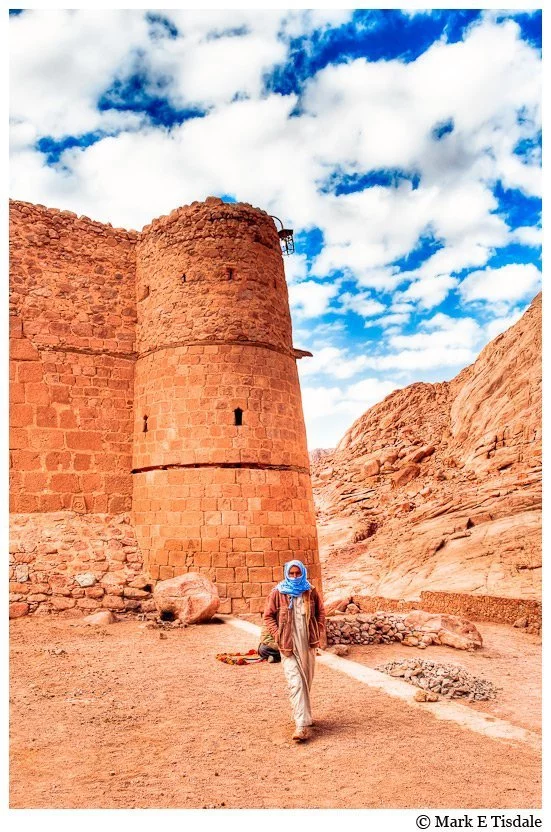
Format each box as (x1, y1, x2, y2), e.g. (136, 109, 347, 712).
(9, 511, 154, 618)
(351, 590, 542, 628)
(327, 611, 441, 648)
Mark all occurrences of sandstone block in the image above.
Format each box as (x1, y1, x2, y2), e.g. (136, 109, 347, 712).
(51, 596, 76, 610)
(390, 463, 421, 488)
(102, 595, 126, 611)
(75, 572, 96, 587)
(9, 602, 29, 618)
(153, 572, 219, 624)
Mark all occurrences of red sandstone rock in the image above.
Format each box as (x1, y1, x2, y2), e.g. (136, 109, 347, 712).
(390, 463, 421, 488)
(153, 573, 220, 623)
(9, 602, 29, 619)
(403, 610, 483, 650)
(312, 294, 541, 603)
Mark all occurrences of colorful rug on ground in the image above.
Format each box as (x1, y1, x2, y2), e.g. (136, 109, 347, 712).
(215, 649, 265, 665)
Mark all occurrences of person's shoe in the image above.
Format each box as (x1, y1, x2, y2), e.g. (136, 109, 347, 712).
(292, 727, 310, 742)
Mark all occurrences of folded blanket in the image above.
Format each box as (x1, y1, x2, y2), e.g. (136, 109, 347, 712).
(216, 649, 265, 665)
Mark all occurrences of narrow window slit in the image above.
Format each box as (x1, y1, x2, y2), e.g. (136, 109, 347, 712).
(181, 273, 186, 283)
(234, 408, 243, 426)
(143, 415, 148, 433)
(227, 267, 234, 281)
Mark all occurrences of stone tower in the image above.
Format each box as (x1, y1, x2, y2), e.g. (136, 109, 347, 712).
(131, 197, 320, 613)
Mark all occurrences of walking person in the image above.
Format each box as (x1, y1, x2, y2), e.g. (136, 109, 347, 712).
(263, 560, 326, 742)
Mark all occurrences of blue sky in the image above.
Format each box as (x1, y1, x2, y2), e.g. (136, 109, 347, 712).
(9, 9, 542, 448)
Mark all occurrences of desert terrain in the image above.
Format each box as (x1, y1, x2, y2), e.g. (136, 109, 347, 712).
(10, 614, 541, 809)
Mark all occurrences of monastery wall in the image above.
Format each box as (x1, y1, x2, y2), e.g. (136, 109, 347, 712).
(9, 201, 152, 616)
(10, 197, 321, 617)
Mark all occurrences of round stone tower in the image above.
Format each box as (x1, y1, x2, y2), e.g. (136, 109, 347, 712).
(132, 197, 321, 613)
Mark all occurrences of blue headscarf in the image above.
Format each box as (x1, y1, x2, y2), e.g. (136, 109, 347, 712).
(277, 560, 312, 608)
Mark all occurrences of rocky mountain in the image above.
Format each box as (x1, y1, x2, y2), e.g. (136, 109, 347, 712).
(312, 293, 542, 605)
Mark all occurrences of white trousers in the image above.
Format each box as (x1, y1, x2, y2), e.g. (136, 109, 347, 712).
(281, 596, 316, 729)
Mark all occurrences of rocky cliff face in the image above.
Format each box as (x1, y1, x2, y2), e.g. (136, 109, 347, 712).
(312, 293, 541, 604)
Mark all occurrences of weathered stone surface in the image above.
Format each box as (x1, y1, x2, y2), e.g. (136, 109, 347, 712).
(81, 610, 116, 625)
(9, 512, 152, 617)
(75, 573, 96, 587)
(414, 689, 437, 702)
(403, 611, 483, 650)
(327, 644, 350, 657)
(9, 602, 29, 619)
(378, 658, 497, 701)
(390, 463, 421, 489)
(153, 572, 220, 624)
(311, 294, 541, 603)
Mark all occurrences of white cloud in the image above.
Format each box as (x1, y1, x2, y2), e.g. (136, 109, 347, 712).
(389, 313, 482, 350)
(299, 346, 370, 380)
(511, 226, 542, 247)
(9, 10, 151, 138)
(366, 312, 411, 329)
(397, 275, 459, 310)
(283, 253, 308, 285)
(288, 279, 341, 319)
(458, 263, 541, 305)
(368, 346, 479, 371)
(301, 377, 400, 447)
(337, 291, 386, 318)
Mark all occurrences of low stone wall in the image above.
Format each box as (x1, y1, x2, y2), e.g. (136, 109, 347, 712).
(419, 591, 542, 628)
(351, 590, 542, 628)
(9, 511, 154, 618)
(327, 611, 443, 648)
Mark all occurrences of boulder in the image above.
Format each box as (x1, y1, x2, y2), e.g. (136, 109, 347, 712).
(403, 610, 483, 650)
(324, 595, 351, 616)
(414, 689, 439, 702)
(153, 572, 220, 624)
(81, 610, 116, 626)
(363, 459, 380, 478)
(328, 644, 349, 656)
(390, 463, 421, 489)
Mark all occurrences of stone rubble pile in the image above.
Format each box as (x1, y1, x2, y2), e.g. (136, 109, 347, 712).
(375, 657, 499, 701)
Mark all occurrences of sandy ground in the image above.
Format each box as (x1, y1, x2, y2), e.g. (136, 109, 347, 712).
(10, 615, 541, 810)
(347, 622, 542, 735)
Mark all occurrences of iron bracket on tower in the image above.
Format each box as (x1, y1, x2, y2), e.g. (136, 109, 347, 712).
(270, 215, 295, 255)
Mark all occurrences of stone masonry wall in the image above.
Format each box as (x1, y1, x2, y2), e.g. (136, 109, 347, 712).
(351, 591, 542, 628)
(9, 201, 137, 512)
(132, 197, 320, 613)
(9, 512, 154, 619)
(10, 197, 321, 617)
(9, 201, 142, 616)
(132, 467, 319, 614)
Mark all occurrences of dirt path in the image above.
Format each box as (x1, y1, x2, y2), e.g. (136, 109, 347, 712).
(10, 616, 541, 809)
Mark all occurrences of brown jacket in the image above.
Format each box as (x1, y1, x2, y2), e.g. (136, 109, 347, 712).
(263, 586, 326, 657)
